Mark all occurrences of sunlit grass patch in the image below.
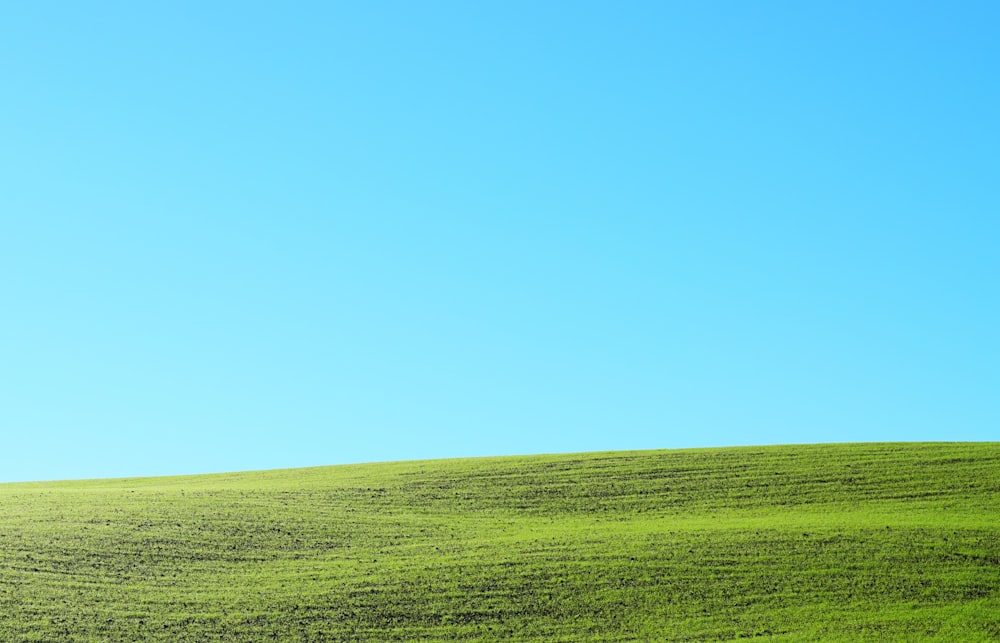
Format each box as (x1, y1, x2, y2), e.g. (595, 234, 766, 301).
(0, 442, 998, 640)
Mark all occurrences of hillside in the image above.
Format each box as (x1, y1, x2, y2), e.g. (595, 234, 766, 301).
(1, 443, 998, 641)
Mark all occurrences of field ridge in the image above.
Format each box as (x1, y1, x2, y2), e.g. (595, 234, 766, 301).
(1, 442, 998, 641)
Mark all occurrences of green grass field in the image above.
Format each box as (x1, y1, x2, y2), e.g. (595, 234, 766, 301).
(1, 442, 998, 641)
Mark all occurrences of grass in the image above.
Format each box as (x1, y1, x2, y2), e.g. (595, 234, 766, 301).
(1, 442, 999, 641)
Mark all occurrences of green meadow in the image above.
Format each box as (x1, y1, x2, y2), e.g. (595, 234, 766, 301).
(1, 442, 998, 641)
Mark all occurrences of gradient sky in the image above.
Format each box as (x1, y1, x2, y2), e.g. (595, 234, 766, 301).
(2, 2, 997, 482)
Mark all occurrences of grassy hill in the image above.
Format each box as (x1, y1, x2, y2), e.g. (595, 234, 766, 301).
(1, 442, 999, 641)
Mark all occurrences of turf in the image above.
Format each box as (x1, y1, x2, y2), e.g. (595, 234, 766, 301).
(1, 442, 998, 641)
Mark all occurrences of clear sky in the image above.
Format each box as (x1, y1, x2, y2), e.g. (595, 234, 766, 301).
(1, 2, 997, 482)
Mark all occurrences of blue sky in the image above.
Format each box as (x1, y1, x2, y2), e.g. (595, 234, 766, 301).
(1, 2, 997, 482)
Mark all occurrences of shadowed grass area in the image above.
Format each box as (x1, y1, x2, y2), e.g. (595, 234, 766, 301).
(1, 442, 999, 640)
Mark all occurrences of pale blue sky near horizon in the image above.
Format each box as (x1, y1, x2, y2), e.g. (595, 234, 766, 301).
(1, 2, 997, 482)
